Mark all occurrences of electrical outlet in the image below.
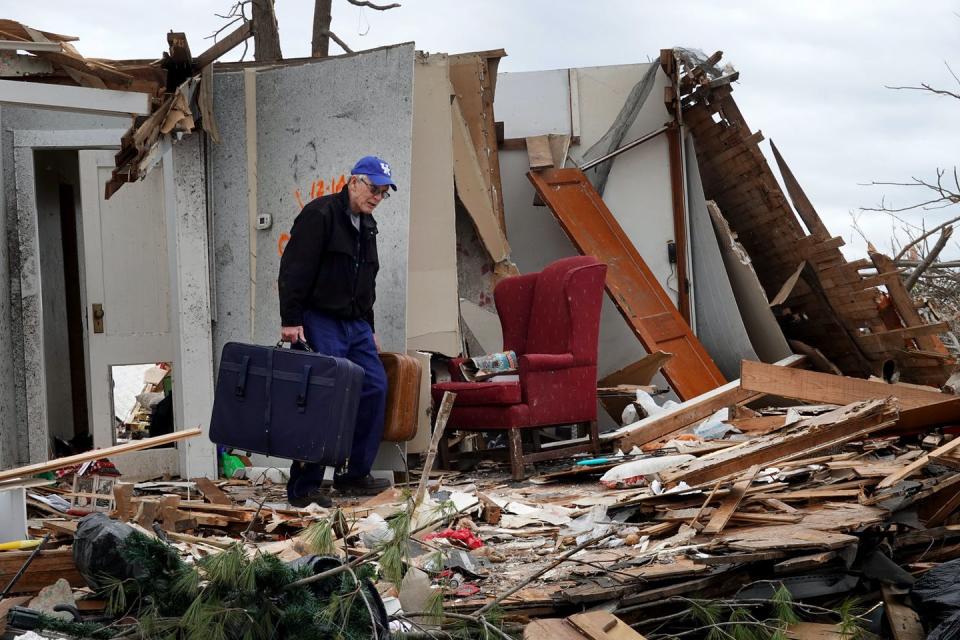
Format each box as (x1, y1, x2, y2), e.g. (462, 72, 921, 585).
(667, 240, 677, 264)
(256, 213, 272, 230)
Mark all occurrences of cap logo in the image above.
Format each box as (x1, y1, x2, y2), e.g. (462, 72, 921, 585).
(380, 162, 392, 176)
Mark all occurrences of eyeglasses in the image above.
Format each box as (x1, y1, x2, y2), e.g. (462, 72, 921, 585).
(357, 176, 391, 199)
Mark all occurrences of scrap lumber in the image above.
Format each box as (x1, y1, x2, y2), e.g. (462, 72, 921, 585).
(739, 360, 952, 410)
(658, 399, 898, 487)
(678, 52, 955, 387)
(525, 135, 554, 170)
(0, 548, 85, 594)
(192, 477, 231, 505)
(528, 167, 726, 400)
(567, 612, 648, 640)
(881, 586, 925, 640)
(606, 354, 804, 450)
(876, 436, 960, 489)
(702, 465, 760, 534)
(869, 250, 948, 354)
(0, 428, 201, 483)
(597, 351, 673, 422)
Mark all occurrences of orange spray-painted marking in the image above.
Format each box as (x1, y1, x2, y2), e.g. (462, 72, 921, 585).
(278, 232, 290, 257)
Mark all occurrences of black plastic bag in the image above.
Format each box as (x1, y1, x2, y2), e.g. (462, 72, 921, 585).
(72, 512, 145, 590)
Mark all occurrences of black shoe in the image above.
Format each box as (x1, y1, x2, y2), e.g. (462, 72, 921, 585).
(289, 490, 333, 508)
(333, 474, 391, 495)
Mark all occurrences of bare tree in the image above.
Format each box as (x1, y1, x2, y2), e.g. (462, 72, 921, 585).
(311, 0, 401, 58)
(252, 0, 282, 61)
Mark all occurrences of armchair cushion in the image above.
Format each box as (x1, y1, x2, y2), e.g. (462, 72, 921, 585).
(432, 380, 522, 407)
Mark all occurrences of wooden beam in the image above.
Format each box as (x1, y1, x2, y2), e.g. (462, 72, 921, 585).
(194, 21, 253, 70)
(192, 477, 231, 505)
(607, 355, 805, 450)
(0, 77, 150, 115)
(856, 322, 951, 353)
(0, 428, 201, 483)
(740, 360, 951, 410)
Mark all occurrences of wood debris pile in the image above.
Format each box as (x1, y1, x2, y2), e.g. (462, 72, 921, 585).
(5, 357, 960, 639)
(1, 18, 251, 198)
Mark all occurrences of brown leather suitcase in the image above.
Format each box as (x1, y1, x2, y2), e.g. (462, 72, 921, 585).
(380, 352, 422, 442)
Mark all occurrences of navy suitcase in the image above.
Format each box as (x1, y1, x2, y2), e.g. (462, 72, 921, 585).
(210, 342, 364, 465)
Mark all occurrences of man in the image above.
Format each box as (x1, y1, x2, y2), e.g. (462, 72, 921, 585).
(278, 155, 396, 507)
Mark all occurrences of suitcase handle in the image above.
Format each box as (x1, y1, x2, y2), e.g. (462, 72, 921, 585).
(296, 364, 312, 412)
(235, 355, 251, 398)
(276, 339, 314, 352)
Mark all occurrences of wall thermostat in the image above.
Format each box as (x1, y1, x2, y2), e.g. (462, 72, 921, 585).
(256, 213, 273, 230)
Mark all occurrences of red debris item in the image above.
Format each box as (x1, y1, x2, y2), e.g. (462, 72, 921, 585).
(422, 528, 484, 550)
(454, 583, 480, 597)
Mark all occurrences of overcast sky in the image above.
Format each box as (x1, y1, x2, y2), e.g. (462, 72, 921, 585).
(11, 1, 959, 259)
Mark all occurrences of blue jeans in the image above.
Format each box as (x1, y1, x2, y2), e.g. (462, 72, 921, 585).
(287, 311, 387, 499)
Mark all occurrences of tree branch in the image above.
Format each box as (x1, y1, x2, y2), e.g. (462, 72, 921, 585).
(906, 225, 954, 291)
(345, 0, 401, 9)
(886, 83, 960, 100)
(893, 212, 960, 261)
(321, 29, 353, 53)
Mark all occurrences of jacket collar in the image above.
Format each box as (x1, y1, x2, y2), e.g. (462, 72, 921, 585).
(337, 184, 377, 231)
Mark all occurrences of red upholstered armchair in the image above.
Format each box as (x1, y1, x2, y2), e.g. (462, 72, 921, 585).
(432, 256, 607, 479)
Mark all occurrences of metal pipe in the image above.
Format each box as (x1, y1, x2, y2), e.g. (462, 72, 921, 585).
(0, 534, 50, 598)
(578, 124, 670, 171)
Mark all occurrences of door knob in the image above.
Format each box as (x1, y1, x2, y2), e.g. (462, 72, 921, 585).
(92, 303, 105, 333)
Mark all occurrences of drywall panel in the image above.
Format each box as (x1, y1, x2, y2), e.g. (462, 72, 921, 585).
(209, 70, 248, 368)
(210, 45, 415, 357)
(498, 64, 677, 304)
(495, 69, 571, 139)
(407, 54, 460, 356)
(253, 46, 414, 353)
(685, 134, 760, 381)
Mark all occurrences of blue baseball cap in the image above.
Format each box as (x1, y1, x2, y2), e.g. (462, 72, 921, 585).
(351, 155, 397, 191)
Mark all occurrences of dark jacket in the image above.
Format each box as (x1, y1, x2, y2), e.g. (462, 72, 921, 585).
(278, 186, 379, 330)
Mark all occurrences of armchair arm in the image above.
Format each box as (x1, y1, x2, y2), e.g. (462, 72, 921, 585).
(447, 357, 469, 382)
(520, 353, 576, 372)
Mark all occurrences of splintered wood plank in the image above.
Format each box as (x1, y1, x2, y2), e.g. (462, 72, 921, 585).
(0, 549, 86, 594)
(567, 612, 649, 640)
(659, 399, 898, 487)
(607, 355, 805, 449)
(870, 251, 948, 354)
(0, 428, 202, 483)
(719, 525, 857, 552)
(856, 322, 952, 353)
(525, 135, 554, 170)
(786, 622, 847, 639)
(877, 436, 960, 489)
(524, 619, 588, 640)
(528, 168, 726, 400)
(739, 360, 952, 409)
(192, 477, 231, 505)
(773, 551, 839, 574)
(703, 465, 760, 534)
(881, 586, 925, 640)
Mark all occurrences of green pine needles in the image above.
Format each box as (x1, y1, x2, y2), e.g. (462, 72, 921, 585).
(31, 531, 379, 640)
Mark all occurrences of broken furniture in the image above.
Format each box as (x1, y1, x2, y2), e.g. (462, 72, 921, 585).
(433, 256, 607, 480)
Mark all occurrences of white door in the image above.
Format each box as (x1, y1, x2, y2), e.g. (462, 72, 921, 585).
(79, 150, 174, 448)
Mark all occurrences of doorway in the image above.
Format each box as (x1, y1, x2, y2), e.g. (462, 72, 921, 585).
(33, 150, 90, 457)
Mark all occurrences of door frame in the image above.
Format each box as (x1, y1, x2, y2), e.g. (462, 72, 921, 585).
(12, 129, 217, 479)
